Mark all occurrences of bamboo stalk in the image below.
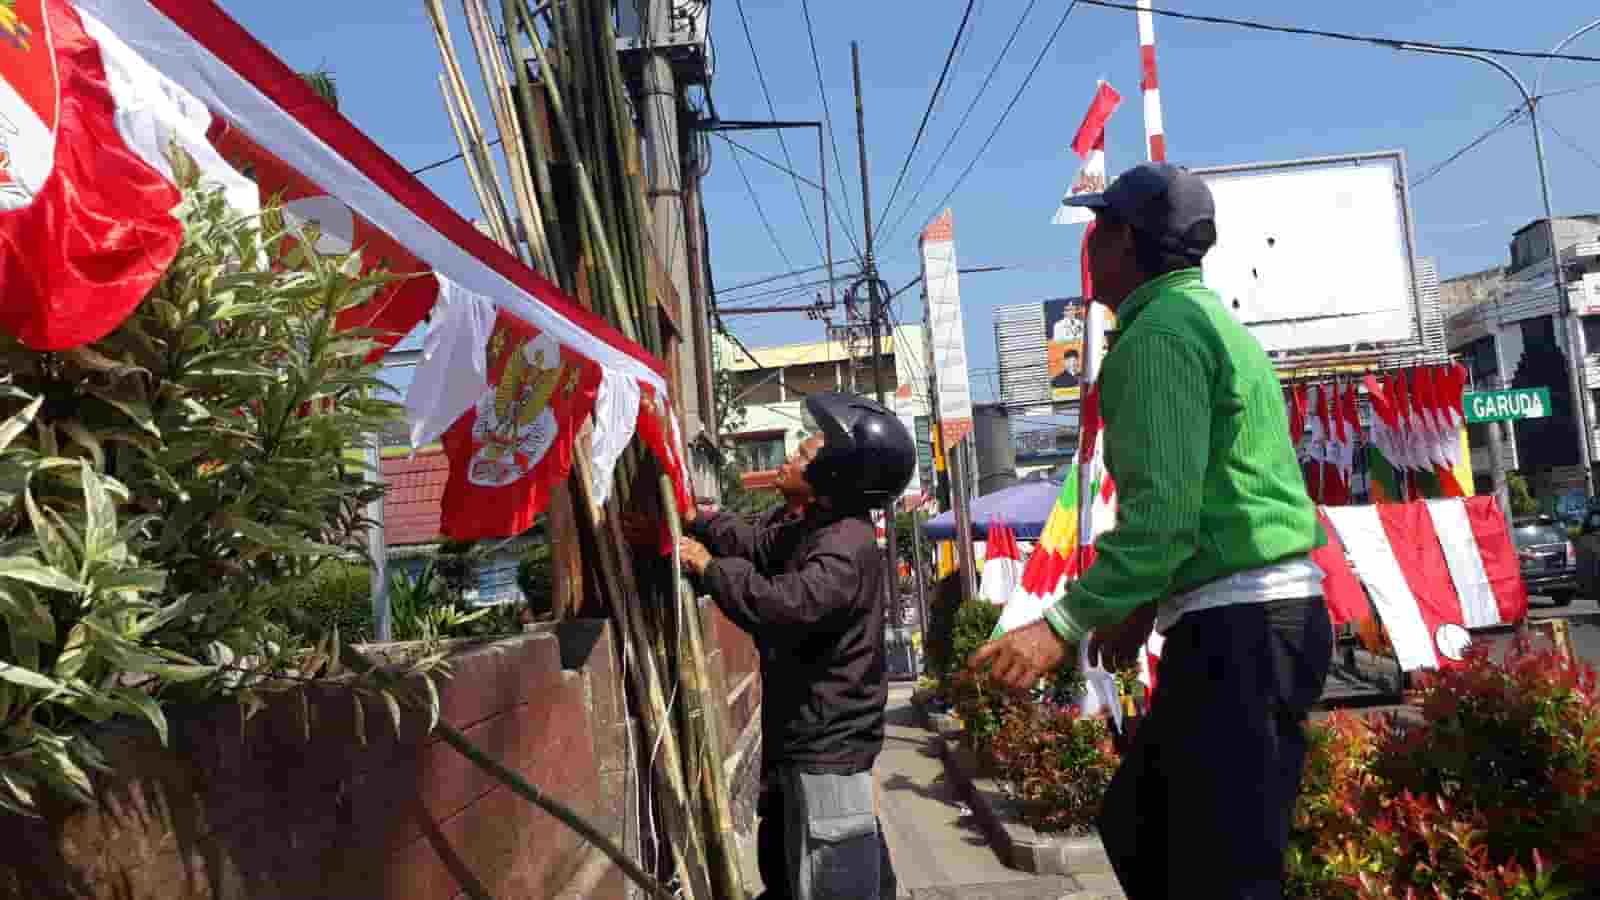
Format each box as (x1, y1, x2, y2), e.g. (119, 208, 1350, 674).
(460, 0, 551, 272)
(424, 0, 517, 248)
(662, 473, 746, 899)
(516, 1, 638, 345)
(505, 0, 573, 292)
(436, 74, 508, 250)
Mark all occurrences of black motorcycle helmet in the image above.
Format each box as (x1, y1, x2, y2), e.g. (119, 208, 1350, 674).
(801, 392, 916, 512)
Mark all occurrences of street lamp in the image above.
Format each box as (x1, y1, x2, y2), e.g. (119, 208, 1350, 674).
(1401, 21, 1600, 498)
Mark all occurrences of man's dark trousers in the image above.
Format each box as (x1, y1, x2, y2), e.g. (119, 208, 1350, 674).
(1097, 596, 1333, 900)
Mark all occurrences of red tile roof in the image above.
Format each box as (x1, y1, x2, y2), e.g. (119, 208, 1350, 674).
(383, 449, 449, 546)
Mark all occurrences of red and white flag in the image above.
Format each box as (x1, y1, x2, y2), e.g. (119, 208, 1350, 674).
(0, 0, 254, 349)
(1322, 497, 1526, 671)
(979, 519, 1023, 606)
(1052, 81, 1121, 226)
(439, 311, 601, 540)
(55, 0, 690, 536)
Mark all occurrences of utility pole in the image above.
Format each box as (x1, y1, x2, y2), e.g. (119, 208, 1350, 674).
(852, 41, 905, 632)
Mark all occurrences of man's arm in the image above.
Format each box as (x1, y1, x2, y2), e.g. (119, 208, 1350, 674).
(1042, 329, 1213, 645)
(697, 546, 859, 641)
(686, 507, 787, 561)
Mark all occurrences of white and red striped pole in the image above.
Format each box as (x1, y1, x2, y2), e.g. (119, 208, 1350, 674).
(1137, 0, 1167, 163)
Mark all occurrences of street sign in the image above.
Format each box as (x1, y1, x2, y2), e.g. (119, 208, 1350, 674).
(1463, 387, 1551, 424)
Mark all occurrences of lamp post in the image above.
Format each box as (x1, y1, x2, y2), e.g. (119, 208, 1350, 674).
(1401, 26, 1600, 497)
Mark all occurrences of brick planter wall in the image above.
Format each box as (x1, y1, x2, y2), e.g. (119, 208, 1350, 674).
(0, 614, 763, 900)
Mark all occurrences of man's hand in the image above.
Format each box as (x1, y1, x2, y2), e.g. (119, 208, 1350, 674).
(620, 512, 659, 548)
(1087, 604, 1156, 674)
(969, 619, 1071, 691)
(678, 536, 713, 576)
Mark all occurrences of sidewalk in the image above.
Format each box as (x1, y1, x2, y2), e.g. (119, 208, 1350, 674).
(738, 685, 1123, 899)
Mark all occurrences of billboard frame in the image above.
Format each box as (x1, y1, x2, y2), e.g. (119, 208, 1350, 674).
(1191, 150, 1427, 366)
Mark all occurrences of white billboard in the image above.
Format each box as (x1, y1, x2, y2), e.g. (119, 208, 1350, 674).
(922, 208, 974, 447)
(1196, 155, 1419, 355)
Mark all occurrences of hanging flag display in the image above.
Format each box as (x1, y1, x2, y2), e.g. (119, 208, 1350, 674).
(1311, 509, 1369, 626)
(1051, 80, 1122, 226)
(439, 311, 601, 541)
(921, 209, 974, 449)
(0, 0, 255, 350)
(25, 0, 691, 537)
(1322, 497, 1526, 671)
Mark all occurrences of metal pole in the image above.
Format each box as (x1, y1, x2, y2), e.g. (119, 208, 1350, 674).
(1400, 42, 1596, 496)
(852, 41, 903, 623)
(821, 128, 835, 307)
(365, 442, 391, 642)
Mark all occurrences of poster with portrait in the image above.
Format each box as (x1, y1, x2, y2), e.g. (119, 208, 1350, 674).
(1045, 298, 1086, 402)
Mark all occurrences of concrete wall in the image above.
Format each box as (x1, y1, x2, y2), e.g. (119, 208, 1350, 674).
(0, 613, 763, 900)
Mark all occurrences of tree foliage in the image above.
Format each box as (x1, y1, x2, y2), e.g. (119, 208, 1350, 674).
(0, 176, 441, 815)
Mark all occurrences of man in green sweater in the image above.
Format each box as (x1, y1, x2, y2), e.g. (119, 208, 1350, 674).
(972, 163, 1333, 899)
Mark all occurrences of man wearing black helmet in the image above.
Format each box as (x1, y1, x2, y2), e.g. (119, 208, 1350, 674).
(677, 392, 915, 900)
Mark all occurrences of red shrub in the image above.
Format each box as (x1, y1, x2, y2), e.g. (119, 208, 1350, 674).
(987, 698, 1120, 835)
(1287, 634, 1600, 899)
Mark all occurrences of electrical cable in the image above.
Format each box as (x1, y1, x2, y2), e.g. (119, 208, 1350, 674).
(877, 0, 1039, 248)
(1079, 0, 1600, 64)
(733, 0, 826, 258)
(726, 135, 800, 277)
(716, 260, 839, 295)
(909, 0, 1081, 240)
(1413, 107, 1524, 187)
(800, 0, 865, 259)
(409, 136, 504, 176)
(1543, 118, 1600, 179)
(715, 133, 823, 191)
(874, 0, 979, 238)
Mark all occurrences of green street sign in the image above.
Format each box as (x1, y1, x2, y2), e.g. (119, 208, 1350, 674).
(1462, 387, 1551, 424)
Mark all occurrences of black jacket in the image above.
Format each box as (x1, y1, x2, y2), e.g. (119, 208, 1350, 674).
(688, 505, 887, 774)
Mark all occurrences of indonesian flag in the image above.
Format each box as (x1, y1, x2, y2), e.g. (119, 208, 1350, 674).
(1311, 509, 1370, 626)
(1363, 375, 1404, 503)
(1052, 81, 1121, 226)
(1324, 384, 1349, 506)
(439, 310, 601, 541)
(1305, 385, 1330, 503)
(979, 518, 1023, 606)
(59, 0, 687, 533)
(1339, 382, 1361, 498)
(1286, 384, 1308, 459)
(0, 0, 255, 349)
(1322, 497, 1527, 671)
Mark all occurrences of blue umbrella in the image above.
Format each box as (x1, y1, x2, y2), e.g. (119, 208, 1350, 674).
(921, 477, 1065, 541)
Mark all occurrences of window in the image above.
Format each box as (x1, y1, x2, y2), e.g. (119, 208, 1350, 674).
(1584, 316, 1600, 355)
(733, 432, 787, 472)
(734, 368, 783, 405)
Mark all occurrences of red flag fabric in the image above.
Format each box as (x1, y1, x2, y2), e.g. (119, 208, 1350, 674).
(1312, 509, 1369, 626)
(1375, 502, 1473, 668)
(208, 122, 436, 362)
(1462, 495, 1529, 624)
(439, 311, 601, 540)
(0, 0, 183, 350)
(1286, 384, 1308, 454)
(1070, 81, 1123, 157)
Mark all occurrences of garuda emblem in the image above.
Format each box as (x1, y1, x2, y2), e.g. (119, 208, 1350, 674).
(468, 329, 573, 487)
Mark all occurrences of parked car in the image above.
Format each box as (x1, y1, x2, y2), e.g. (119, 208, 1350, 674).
(1516, 515, 1577, 607)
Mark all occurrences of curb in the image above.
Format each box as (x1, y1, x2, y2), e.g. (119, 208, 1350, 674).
(912, 696, 1115, 879)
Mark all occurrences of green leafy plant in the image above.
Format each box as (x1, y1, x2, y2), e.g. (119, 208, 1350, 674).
(988, 698, 1119, 835)
(0, 179, 447, 815)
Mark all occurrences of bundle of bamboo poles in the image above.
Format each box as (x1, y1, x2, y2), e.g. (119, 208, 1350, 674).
(421, 2, 741, 898)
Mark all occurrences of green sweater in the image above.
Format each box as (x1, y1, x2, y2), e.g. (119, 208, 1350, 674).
(1043, 269, 1324, 645)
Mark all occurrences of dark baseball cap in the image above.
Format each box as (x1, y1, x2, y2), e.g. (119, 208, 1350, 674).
(1066, 162, 1216, 258)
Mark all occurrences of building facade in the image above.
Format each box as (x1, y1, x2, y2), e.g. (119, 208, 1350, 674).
(1446, 217, 1600, 513)
(719, 325, 931, 497)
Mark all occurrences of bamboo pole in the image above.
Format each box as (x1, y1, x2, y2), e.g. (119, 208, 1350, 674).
(424, 0, 517, 248)
(460, 0, 551, 272)
(436, 74, 508, 249)
(504, 0, 572, 292)
(516, 1, 637, 345)
(662, 474, 745, 899)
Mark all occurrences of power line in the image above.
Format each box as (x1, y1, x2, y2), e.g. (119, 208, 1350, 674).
(1080, 0, 1600, 64)
(800, 0, 865, 260)
(1543, 79, 1600, 101)
(408, 136, 504, 176)
(733, 0, 826, 259)
(726, 141, 799, 276)
(879, 0, 1043, 248)
(1544, 118, 1600, 179)
(910, 1, 1081, 236)
(874, 0, 979, 239)
(716, 133, 824, 191)
(1413, 107, 1524, 187)
(716, 261, 839, 295)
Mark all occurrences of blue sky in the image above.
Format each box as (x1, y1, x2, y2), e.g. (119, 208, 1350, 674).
(221, 2, 1600, 404)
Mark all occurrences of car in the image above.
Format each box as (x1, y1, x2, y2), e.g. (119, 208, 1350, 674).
(1516, 515, 1578, 607)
